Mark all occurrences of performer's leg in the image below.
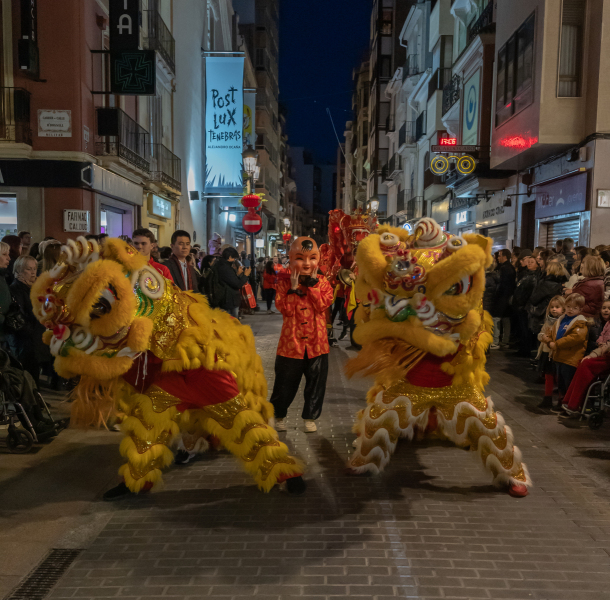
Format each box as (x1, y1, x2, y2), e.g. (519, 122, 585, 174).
(301, 353, 328, 420)
(200, 394, 304, 492)
(347, 389, 420, 475)
(441, 397, 531, 490)
(269, 355, 305, 419)
(117, 389, 180, 493)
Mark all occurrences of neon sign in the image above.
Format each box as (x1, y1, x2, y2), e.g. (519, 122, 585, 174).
(439, 137, 457, 146)
(499, 135, 538, 150)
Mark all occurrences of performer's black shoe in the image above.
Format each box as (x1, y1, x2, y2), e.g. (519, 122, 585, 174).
(286, 476, 307, 495)
(174, 450, 197, 465)
(338, 327, 349, 341)
(103, 482, 133, 501)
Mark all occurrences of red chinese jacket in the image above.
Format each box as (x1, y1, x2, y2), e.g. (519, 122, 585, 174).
(275, 275, 334, 359)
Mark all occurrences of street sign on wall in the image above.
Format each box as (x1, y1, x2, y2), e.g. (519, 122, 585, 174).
(38, 110, 72, 138)
(64, 210, 90, 233)
(204, 56, 245, 196)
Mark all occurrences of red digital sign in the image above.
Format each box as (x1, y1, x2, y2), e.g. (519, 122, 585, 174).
(439, 137, 457, 146)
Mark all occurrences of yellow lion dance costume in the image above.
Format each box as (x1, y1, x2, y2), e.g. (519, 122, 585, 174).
(346, 218, 531, 497)
(31, 237, 305, 498)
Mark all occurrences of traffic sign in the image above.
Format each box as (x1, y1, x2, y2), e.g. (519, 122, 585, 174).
(242, 212, 262, 233)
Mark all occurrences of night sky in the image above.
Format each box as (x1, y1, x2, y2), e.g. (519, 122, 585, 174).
(279, 0, 371, 164)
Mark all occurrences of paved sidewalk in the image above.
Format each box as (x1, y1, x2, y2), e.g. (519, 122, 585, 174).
(6, 312, 610, 600)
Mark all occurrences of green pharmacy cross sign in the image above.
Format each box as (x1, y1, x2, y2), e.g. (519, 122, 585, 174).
(110, 50, 156, 96)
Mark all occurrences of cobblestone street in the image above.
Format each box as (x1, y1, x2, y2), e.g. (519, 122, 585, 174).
(3, 312, 610, 600)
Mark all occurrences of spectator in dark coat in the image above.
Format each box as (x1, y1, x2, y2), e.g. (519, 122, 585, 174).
(163, 230, 199, 292)
(569, 255, 606, 318)
(512, 257, 539, 356)
(213, 247, 250, 318)
(515, 249, 533, 281)
(1, 235, 22, 285)
(7, 256, 52, 386)
(526, 261, 569, 335)
(562, 237, 576, 273)
(490, 249, 516, 349)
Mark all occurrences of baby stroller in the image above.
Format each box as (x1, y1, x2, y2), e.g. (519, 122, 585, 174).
(0, 349, 65, 453)
(579, 371, 610, 430)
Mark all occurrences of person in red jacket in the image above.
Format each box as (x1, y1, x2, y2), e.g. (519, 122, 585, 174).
(270, 237, 334, 433)
(132, 228, 174, 282)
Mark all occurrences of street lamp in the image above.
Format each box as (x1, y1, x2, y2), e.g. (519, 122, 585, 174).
(369, 197, 380, 215)
(242, 145, 258, 178)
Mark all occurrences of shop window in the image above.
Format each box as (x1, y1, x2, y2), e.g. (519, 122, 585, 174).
(0, 195, 17, 238)
(495, 12, 536, 126)
(558, 0, 586, 97)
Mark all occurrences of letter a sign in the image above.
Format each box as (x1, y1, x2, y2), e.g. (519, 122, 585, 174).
(109, 0, 140, 51)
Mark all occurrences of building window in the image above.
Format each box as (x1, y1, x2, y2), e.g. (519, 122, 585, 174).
(557, 0, 586, 97)
(495, 12, 535, 127)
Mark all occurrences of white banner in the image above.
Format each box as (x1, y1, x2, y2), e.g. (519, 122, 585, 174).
(244, 91, 256, 148)
(204, 56, 245, 196)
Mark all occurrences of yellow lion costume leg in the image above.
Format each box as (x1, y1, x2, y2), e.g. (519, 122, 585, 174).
(116, 386, 180, 493)
(198, 395, 304, 492)
(439, 397, 532, 489)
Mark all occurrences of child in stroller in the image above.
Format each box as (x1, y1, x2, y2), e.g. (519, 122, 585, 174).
(0, 349, 60, 452)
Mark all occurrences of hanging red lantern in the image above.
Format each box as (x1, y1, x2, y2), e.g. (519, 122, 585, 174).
(241, 193, 260, 209)
(282, 231, 292, 244)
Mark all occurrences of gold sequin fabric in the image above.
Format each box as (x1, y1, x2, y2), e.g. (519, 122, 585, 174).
(146, 385, 182, 413)
(150, 285, 199, 359)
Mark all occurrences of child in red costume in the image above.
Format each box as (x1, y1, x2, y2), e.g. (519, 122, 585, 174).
(270, 237, 334, 433)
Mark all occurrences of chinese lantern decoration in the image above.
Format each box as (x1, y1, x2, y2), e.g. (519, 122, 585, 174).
(282, 230, 292, 244)
(240, 193, 260, 209)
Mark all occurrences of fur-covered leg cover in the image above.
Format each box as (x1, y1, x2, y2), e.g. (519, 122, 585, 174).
(439, 396, 532, 489)
(348, 380, 531, 489)
(116, 385, 181, 493)
(198, 394, 304, 492)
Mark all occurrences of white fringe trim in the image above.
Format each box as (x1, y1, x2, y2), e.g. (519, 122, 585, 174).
(349, 391, 532, 487)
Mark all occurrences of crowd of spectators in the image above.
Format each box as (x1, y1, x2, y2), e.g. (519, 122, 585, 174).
(488, 237, 610, 416)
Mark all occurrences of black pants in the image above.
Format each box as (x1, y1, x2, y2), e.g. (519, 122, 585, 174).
(264, 288, 276, 310)
(331, 297, 348, 328)
(269, 352, 329, 420)
(556, 362, 577, 397)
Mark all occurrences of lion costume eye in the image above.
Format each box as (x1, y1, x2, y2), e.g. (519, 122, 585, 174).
(444, 276, 473, 296)
(90, 285, 117, 319)
(380, 233, 400, 248)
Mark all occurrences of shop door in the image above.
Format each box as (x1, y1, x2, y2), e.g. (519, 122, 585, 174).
(539, 218, 581, 249)
(101, 205, 133, 237)
(484, 224, 509, 252)
(520, 201, 536, 250)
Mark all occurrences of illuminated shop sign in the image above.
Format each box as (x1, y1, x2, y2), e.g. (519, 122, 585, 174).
(439, 137, 457, 146)
(534, 172, 588, 219)
(204, 56, 245, 196)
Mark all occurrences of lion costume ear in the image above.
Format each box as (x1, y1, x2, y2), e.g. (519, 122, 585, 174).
(462, 233, 493, 268)
(102, 238, 148, 273)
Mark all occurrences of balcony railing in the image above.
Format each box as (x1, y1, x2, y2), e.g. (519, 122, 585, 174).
(428, 68, 452, 100)
(0, 88, 31, 145)
(398, 121, 416, 147)
(415, 111, 427, 141)
(424, 168, 445, 189)
(96, 107, 150, 173)
(402, 54, 420, 82)
(467, 0, 495, 46)
(144, 9, 176, 73)
(407, 196, 424, 221)
(388, 154, 401, 178)
(442, 75, 461, 115)
(148, 143, 181, 192)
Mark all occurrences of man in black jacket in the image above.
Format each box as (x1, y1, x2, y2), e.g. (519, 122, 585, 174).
(213, 247, 250, 317)
(490, 249, 516, 349)
(163, 230, 200, 292)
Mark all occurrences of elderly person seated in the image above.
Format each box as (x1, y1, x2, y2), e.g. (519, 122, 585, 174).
(6, 255, 52, 386)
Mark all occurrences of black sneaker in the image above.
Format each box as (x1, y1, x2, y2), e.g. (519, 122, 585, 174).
(550, 405, 567, 415)
(338, 328, 349, 341)
(174, 449, 196, 465)
(103, 482, 134, 501)
(286, 476, 307, 495)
